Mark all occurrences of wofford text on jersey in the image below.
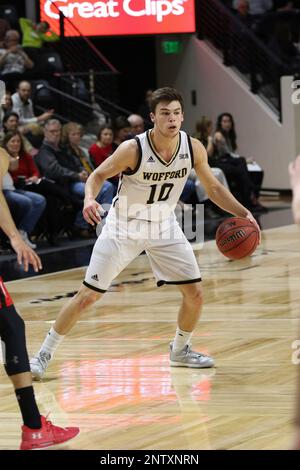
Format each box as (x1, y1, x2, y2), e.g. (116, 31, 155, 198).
(143, 168, 187, 181)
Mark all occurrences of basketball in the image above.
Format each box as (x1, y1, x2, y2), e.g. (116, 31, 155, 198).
(216, 217, 259, 260)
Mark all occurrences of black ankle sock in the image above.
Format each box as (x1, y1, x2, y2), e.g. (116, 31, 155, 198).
(15, 386, 41, 429)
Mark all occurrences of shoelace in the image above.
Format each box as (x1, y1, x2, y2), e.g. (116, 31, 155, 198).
(38, 352, 51, 369)
(185, 346, 206, 358)
(44, 413, 68, 433)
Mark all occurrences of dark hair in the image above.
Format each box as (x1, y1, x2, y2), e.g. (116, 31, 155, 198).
(216, 113, 237, 151)
(97, 124, 113, 141)
(113, 116, 131, 132)
(2, 130, 25, 155)
(2, 111, 19, 125)
(150, 87, 184, 113)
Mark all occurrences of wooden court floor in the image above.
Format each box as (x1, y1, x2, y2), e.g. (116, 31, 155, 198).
(1, 224, 300, 450)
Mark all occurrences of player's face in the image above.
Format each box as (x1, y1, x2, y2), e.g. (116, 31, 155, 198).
(151, 101, 184, 137)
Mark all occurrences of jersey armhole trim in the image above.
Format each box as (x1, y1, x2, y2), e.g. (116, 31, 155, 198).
(187, 135, 194, 169)
(123, 137, 142, 176)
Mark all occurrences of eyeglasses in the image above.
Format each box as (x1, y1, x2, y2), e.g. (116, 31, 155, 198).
(46, 129, 61, 134)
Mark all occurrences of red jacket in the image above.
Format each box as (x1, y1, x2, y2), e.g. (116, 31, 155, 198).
(9, 151, 40, 182)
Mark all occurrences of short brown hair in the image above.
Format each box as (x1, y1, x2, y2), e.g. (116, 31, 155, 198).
(150, 87, 184, 113)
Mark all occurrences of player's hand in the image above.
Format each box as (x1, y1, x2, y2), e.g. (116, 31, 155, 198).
(289, 156, 300, 189)
(10, 235, 42, 272)
(83, 198, 102, 226)
(245, 210, 261, 244)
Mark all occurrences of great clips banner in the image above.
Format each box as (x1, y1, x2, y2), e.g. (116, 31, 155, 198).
(39, 0, 196, 36)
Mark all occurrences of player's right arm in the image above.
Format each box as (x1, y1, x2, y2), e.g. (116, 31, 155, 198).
(83, 139, 138, 225)
(0, 148, 42, 272)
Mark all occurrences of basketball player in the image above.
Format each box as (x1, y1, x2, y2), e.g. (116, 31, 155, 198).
(289, 155, 300, 450)
(31, 87, 260, 379)
(0, 146, 79, 449)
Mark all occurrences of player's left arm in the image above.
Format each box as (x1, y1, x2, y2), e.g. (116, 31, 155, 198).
(192, 138, 260, 233)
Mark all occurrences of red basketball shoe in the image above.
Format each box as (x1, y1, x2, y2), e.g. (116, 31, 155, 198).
(20, 415, 79, 450)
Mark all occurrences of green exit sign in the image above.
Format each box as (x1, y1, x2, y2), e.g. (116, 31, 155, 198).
(162, 40, 182, 55)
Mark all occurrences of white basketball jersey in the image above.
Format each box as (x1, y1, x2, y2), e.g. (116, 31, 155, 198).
(112, 130, 194, 222)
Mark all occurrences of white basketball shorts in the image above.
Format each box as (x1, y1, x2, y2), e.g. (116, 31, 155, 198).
(83, 210, 201, 292)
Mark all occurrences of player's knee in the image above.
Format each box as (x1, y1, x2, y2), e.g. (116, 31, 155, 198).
(1, 305, 25, 338)
(183, 285, 203, 307)
(1, 306, 30, 376)
(76, 289, 100, 310)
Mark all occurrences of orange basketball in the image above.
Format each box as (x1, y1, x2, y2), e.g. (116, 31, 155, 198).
(216, 217, 260, 260)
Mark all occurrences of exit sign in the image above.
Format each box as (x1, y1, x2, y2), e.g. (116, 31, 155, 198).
(162, 40, 183, 54)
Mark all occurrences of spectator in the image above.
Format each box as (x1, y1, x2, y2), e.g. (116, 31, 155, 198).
(2, 136, 46, 248)
(19, 18, 59, 62)
(36, 119, 114, 237)
(112, 116, 132, 151)
(0, 90, 12, 123)
(3, 130, 73, 245)
(213, 113, 265, 210)
(61, 122, 94, 175)
(194, 116, 215, 158)
(12, 80, 54, 125)
(89, 125, 114, 168)
(1, 111, 38, 156)
(0, 30, 34, 79)
(128, 114, 145, 136)
(193, 116, 230, 218)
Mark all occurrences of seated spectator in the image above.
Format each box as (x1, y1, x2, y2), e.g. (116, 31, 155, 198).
(12, 80, 54, 147)
(0, 30, 34, 82)
(89, 125, 113, 167)
(213, 112, 265, 210)
(193, 116, 230, 218)
(0, 89, 12, 123)
(61, 122, 94, 175)
(194, 116, 215, 157)
(112, 116, 132, 151)
(36, 119, 114, 237)
(1, 144, 46, 249)
(1, 111, 38, 156)
(88, 124, 118, 189)
(20, 17, 59, 62)
(3, 130, 74, 245)
(128, 114, 145, 136)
